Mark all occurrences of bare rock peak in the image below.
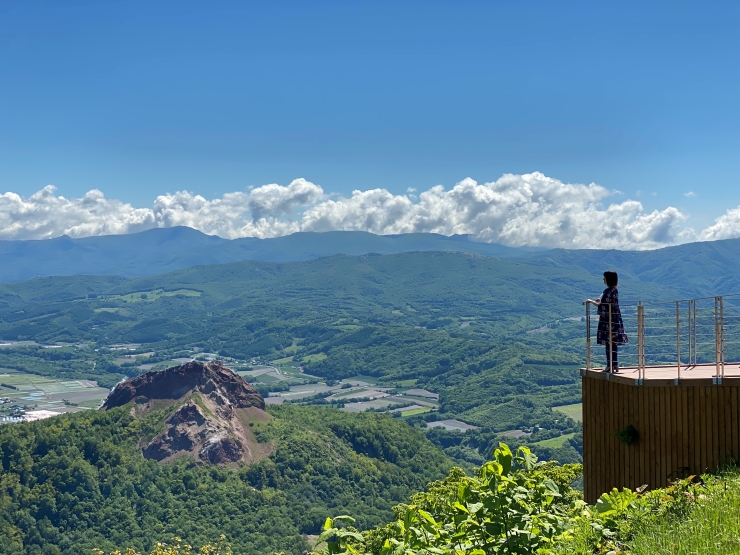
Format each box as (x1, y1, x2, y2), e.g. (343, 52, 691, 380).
(101, 361, 267, 465)
(101, 360, 265, 411)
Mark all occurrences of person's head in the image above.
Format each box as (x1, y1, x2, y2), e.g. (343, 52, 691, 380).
(603, 270, 618, 287)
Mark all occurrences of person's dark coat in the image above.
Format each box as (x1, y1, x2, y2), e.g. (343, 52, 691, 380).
(597, 286, 628, 345)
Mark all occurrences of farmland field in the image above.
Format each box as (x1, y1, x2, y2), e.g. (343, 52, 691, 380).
(0, 370, 110, 417)
(532, 432, 576, 448)
(553, 403, 583, 422)
(401, 407, 434, 417)
(344, 374, 380, 384)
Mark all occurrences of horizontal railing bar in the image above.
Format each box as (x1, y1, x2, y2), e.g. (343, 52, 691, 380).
(584, 293, 740, 307)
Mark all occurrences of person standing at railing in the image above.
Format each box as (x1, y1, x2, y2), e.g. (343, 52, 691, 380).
(589, 270, 628, 373)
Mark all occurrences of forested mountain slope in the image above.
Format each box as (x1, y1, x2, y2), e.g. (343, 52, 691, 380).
(523, 237, 740, 296)
(0, 404, 451, 555)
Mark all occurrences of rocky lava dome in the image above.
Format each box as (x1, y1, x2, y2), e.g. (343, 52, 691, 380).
(101, 361, 270, 465)
(101, 360, 265, 411)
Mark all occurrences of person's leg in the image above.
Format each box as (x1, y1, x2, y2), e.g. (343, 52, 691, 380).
(612, 344, 619, 373)
(605, 344, 612, 371)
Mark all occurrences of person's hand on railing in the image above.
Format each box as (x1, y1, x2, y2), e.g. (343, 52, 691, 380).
(587, 298, 600, 306)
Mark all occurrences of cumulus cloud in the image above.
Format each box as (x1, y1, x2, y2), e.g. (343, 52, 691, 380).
(699, 206, 740, 242)
(297, 173, 688, 249)
(2, 172, 732, 249)
(0, 186, 155, 240)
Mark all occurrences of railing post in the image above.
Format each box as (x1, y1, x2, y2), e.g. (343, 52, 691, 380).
(637, 303, 645, 382)
(586, 301, 591, 371)
(715, 296, 721, 379)
(687, 300, 692, 367)
(720, 296, 725, 379)
(693, 299, 697, 365)
(608, 303, 613, 372)
(676, 301, 681, 381)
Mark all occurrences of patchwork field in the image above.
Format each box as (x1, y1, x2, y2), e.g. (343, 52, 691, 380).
(98, 289, 202, 304)
(340, 399, 397, 413)
(0, 370, 110, 418)
(427, 419, 480, 432)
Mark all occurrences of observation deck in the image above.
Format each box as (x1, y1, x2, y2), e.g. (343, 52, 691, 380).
(581, 294, 740, 503)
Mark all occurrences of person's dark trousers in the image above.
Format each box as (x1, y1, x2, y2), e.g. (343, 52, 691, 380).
(606, 343, 618, 370)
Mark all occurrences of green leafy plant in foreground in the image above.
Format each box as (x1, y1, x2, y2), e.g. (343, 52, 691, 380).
(315, 442, 710, 555)
(613, 425, 639, 446)
(317, 444, 580, 555)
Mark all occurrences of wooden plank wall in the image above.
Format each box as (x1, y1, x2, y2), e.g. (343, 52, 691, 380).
(582, 376, 740, 503)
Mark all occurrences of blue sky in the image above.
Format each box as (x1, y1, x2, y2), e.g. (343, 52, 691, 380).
(0, 1, 738, 246)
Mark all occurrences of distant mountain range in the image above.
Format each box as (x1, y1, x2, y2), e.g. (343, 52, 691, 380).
(2, 227, 740, 297)
(0, 228, 534, 282)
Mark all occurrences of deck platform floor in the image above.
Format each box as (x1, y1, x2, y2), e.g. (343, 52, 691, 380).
(582, 362, 740, 386)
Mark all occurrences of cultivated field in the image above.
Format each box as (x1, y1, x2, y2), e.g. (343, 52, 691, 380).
(553, 403, 582, 422)
(0, 370, 110, 417)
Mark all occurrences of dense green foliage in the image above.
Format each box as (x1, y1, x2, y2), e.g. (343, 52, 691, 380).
(315, 445, 720, 555)
(0, 405, 451, 555)
(318, 444, 582, 555)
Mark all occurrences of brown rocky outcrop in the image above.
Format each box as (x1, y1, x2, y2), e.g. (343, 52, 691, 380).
(101, 360, 265, 411)
(101, 361, 270, 465)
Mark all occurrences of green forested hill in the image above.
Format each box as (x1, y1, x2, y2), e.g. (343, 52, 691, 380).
(0, 405, 451, 555)
(523, 237, 740, 297)
(0, 251, 687, 465)
(0, 251, 675, 350)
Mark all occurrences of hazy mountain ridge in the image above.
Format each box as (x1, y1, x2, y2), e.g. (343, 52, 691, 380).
(3, 227, 739, 297)
(0, 228, 531, 282)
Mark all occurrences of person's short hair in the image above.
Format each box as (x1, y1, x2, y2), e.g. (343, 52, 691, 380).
(603, 270, 618, 287)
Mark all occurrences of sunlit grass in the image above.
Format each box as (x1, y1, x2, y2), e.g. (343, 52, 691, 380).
(629, 473, 740, 555)
(401, 407, 433, 417)
(270, 356, 294, 364)
(553, 402, 582, 422)
(532, 433, 575, 448)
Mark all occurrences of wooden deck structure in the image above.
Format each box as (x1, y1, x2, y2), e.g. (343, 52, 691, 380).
(582, 363, 740, 503)
(580, 293, 740, 502)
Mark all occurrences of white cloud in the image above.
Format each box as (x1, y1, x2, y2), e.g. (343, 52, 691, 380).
(149, 178, 321, 239)
(699, 206, 740, 242)
(2, 172, 731, 248)
(684, 191, 697, 198)
(297, 173, 687, 249)
(0, 186, 155, 240)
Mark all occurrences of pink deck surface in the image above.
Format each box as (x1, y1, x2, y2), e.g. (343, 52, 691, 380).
(582, 362, 740, 385)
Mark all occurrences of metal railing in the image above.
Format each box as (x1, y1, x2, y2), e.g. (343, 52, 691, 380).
(584, 293, 740, 382)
